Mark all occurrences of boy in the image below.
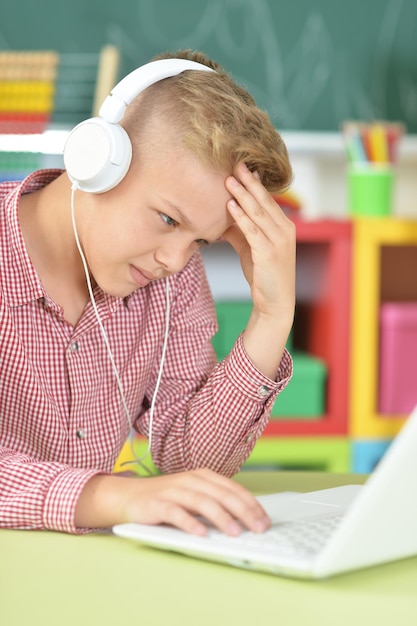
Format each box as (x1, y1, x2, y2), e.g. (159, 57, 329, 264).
(0, 50, 295, 536)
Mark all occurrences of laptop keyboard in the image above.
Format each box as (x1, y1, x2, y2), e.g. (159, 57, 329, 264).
(209, 515, 344, 558)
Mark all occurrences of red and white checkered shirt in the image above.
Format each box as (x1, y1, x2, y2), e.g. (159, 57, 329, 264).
(0, 171, 292, 534)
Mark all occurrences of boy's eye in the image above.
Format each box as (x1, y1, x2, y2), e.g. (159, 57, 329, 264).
(159, 212, 209, 246)
(160, 212, 178, 227)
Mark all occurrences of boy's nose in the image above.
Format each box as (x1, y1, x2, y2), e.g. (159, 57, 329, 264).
(155, 243, 194, 275)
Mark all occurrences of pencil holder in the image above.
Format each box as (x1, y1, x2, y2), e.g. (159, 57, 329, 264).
(348, 166, 394, 217)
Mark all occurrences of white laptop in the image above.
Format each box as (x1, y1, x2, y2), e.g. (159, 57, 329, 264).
(113, 406, 417, 579)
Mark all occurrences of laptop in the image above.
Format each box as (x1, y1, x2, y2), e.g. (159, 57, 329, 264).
(113, 406, 417, 579)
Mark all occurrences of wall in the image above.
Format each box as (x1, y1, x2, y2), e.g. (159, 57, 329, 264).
(1, 0, 417, 132)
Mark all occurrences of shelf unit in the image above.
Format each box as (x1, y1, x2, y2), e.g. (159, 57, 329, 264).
(265, 218, 352, 436)
(350, 217, 417, 438)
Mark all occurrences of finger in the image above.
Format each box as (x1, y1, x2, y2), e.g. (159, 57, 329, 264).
(226, 197, 269, 249)
(234, 163, 285, 219)
(221, 223, 249, 257)
(187, 470, 271, 533)
(226, 190, 295, 259)
(151, 499, 209, 536)
(150, 470, 270, 536)
(177, 489, 245, 536)
(226, 163, 290, 228)
(143, 486, 244, 537)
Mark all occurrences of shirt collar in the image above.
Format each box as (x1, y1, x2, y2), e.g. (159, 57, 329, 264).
(1, 170, 65, 307)
(1, 170, 131, 313)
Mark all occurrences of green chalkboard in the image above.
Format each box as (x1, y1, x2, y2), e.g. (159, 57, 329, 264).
(1, 0, 416, 132)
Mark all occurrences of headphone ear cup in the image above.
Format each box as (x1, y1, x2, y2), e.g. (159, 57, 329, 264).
(63, 117, 132, 193)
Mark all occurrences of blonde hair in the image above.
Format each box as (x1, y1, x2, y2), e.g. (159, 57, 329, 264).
(122, 49, 293, 194)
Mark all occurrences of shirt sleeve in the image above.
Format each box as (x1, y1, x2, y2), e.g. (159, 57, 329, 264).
(136, 252, 293, 477)
(0, 446, 105, 533)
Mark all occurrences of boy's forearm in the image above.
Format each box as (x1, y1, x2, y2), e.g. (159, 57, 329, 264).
(75, 474, 129, 528)
(242, 311, 293, 380)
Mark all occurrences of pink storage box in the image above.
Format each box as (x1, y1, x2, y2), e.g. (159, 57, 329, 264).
(379, 302, 417, 414)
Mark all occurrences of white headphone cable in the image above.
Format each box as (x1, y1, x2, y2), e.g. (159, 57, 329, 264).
(70, 184, 170, 475)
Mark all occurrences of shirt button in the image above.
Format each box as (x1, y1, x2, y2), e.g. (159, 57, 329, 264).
(246, 433, 255, 443)
(257, 384, 270, 398)
(76, 428, 86, 440)
(71, 342, 79, 352)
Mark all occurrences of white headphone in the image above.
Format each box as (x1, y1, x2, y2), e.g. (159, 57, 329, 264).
(63, 58, 215, 194)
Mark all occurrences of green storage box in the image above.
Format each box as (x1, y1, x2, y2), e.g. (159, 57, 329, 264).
(213, 300, 293, 361)
(212, 301, 251, 360)
(271, 351, 327, 419)
(213, 303, 325, 419)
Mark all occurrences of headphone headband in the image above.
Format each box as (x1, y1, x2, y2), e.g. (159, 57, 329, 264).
(99, 59, 214, 124)
(64, 58, 215, 193)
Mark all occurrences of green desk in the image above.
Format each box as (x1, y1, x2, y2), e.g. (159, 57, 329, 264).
(2, 472, 417, 626)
